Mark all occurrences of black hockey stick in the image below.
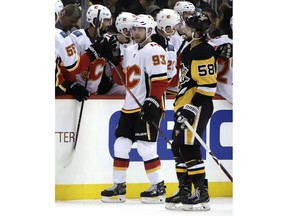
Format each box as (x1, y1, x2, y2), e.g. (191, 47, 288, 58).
(108, 61, 173, 146)
(176, 39, 187, 56)
(64, 9, 101, 168)
(183, 119, 233, 182)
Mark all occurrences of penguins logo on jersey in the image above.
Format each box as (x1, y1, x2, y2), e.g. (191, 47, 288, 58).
(180, 63, 190, 85)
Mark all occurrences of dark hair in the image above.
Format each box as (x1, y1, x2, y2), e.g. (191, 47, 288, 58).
(60, 4, 81, 20)
(218, 3, 232, 37)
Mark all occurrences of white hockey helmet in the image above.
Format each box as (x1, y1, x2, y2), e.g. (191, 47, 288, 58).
(115, 12, 136, 36)
(156, 9, 181, 35)
(55, 0, 64, 16)
(230, 16, 233, 30)
(132, 14, 155, 34)
(147, 14, 157, 29)
(174, 1, 196, 16)
(86, 4, 112, 28)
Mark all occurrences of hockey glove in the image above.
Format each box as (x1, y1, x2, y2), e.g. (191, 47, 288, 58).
(70, 83, 90, 102)
(86, 37, 109, 61)
(106, 35, 121, 65)
(175, 104, 199, 130)
(216, 43, 233, 59)
(140, 97, 162, 122)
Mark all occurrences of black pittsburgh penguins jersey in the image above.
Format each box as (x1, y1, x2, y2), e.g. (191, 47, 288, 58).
(174, 41, 217, 112)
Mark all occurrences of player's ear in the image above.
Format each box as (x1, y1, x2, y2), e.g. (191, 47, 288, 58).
(147, 27, 153, 34)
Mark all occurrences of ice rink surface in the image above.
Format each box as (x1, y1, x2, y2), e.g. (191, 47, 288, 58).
(55, 197, 232, 216)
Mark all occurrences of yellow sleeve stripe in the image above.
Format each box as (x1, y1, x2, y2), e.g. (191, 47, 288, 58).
(66, 56, 81, 73)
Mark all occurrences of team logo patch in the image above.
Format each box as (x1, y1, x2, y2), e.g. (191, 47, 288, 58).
(73, 30, 83, 37)
(60, 31, 67, 38)
(166, 44, 175, 51)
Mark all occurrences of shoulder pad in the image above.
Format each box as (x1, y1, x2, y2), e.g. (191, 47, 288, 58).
(167, 44, 175, 51)
(60, 31, 68, 38)
(72, 30, 83, 37)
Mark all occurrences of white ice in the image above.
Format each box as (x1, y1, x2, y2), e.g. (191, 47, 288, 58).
(55, 197, 232, 216)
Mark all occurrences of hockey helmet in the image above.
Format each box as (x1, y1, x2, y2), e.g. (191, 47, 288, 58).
(86, 4, 112, 27)
(156, 8, 181, 35)
(115, 12, 136, 35)
(185, 13, 211, 33)
(173, 1, 196, 16)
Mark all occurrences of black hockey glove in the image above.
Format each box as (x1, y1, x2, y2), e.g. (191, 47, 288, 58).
(106, 35, 121, 65)
(175, 104, 199, 130)
(86, 36, 109, 61)
(216, 43, 233, 59)
(140, 97, 162, 122)
(70, 83, 90, 102)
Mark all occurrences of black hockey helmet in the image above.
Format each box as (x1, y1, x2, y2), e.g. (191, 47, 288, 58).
(185, 13, 211, 33)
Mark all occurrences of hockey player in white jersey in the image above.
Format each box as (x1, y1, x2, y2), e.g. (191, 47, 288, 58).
(151, 9, 181, 95)
(167, 2, 197, 95)
(114, 12, 136, 56)
(171, 1, 197, 63)
(210, 4, 233, 103)
(55, 0, 102, 96)
(171, 1, 196, 52)
(101, 14, 169, 204)
(66, 4, 125, 101)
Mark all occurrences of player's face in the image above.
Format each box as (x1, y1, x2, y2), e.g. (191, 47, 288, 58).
(182, 26, 193, 41)
(182, 12, 194, 20)
(123, 28, 131, 37)
(165, 24, 179, 36)
(101, 18, 112, 33)
(61, 16, 79, 31)
(131, 27, 147, 44)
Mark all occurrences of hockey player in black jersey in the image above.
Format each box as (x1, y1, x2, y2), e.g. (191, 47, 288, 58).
(165, 12, 217, 211)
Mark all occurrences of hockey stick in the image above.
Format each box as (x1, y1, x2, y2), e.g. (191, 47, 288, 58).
(108, 60, 173, 146)
(183, 119, 233, 182)
(176, 39, 187, 56)
(63, 9, 101, 168)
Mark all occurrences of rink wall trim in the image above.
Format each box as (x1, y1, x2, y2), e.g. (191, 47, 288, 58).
(55, 182, 232, 201)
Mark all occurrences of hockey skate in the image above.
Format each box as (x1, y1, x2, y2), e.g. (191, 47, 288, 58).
(140, 181, 166, 204)
(101, 182, 126, 203)
(182, 185, 210, 211)
(165, 186, 191, 210)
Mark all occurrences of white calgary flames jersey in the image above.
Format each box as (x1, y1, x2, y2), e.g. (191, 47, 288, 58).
(166, 42, 177, 94)
(69, 29, 108, 94)
(55, 28, 80, 87)
(210, 35, 233, 103)
(55, 28, 79, 70)
(121, 42, 168, 111)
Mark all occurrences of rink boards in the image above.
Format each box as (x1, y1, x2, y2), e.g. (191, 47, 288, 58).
(55, 95, 233, 200)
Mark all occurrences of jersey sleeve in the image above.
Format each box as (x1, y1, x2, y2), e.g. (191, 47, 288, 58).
(145, 43, 169, 100)
(70, 29, 92, 55)
(55, 30, 79, 70)
(166, 47, 177, 80)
